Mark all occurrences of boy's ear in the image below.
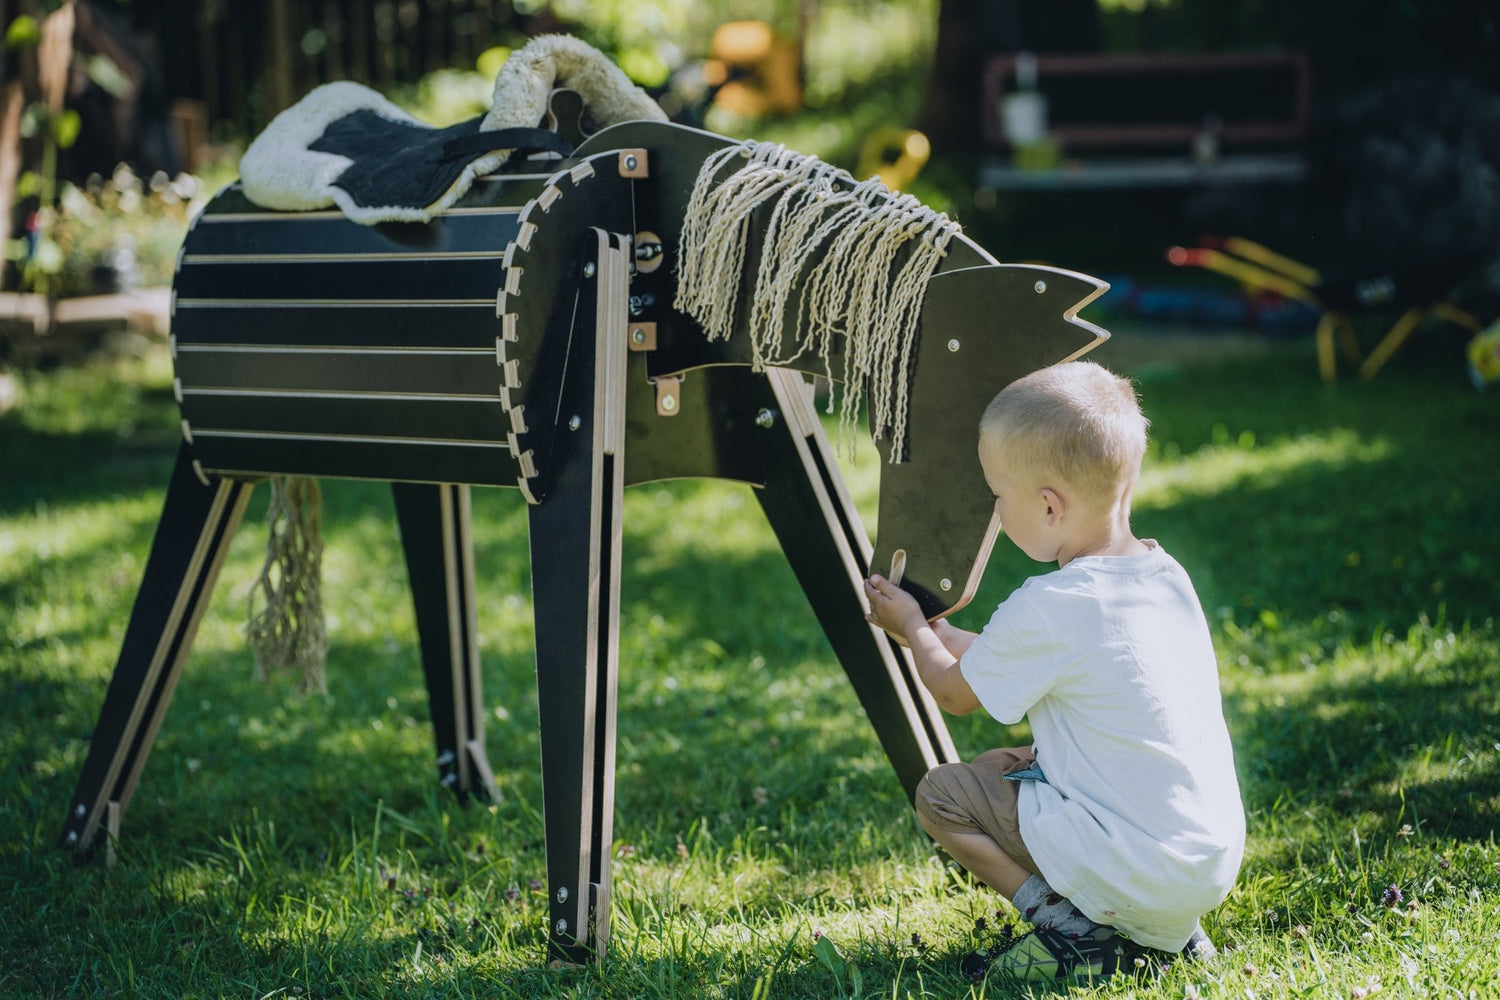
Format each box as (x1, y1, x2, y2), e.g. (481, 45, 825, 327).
(1040, 486, 1065, 524)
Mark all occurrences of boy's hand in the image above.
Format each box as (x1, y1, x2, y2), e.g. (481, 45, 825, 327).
(865, 575, 982, 716)
(863, 574, 925, 646)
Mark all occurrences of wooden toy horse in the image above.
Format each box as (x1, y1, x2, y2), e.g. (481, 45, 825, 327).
(60, 117, 1108, 965)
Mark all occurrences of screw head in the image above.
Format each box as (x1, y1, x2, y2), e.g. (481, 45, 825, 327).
(557, 886, 569, 903)
(661, 393, 677, 412)
(631, 327, 646, 345)
(583, 262, 596, 278)
(568, 415, 581, 431)
(940, 578, 953, 591)
(66, 830, 79, 845)
(1033, 280, 1047, 294)
(555, 918, 569, 935)
(624, 154, 639, 171)
(947, 339, 960, 352)
(75, 804, 86, 818)
(755, 408, 775, 429)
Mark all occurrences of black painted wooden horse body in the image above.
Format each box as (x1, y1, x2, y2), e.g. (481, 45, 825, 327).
(61, 120, 1107, 964)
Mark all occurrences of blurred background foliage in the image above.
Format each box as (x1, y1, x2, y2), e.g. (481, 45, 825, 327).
(2, 0, 1498, 353)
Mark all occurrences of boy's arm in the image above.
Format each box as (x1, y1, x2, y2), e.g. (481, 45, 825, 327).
(863, 575, 982, 715)
(931, 618, 979, 660)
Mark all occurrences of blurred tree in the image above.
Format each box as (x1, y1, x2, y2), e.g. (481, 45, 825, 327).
(2, 0, 185, 291)
(2, 0, 81, 294)
(125, 0, 546, 141)
(0, 3, 42, 277)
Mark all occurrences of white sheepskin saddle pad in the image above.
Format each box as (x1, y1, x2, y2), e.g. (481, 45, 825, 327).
(239, 34, 666, 224)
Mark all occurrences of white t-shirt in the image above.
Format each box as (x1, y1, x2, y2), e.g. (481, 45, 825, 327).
(959, 541, 1245, 951)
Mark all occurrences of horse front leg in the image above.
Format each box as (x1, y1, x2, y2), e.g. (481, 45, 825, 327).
(527, 229, 629, 967)
(754, 368, 959, 800)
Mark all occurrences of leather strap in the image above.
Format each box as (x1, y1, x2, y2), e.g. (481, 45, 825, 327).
(440, 126, 574, 162)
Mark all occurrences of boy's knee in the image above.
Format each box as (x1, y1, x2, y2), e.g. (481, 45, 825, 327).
(914, 792, 944, 839)
(914, 764, 973, 835)
(913, 757, 1037, 876)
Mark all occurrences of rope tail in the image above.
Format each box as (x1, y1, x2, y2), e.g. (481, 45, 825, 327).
(246, 475, 328, 694)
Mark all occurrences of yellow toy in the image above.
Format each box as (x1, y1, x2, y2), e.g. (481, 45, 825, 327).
(1468, 320, 1500, 388)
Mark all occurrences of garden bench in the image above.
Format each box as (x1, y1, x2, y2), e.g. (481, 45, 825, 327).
(979, 50, 1311, 191)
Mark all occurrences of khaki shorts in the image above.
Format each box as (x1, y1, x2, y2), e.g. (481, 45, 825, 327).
(914, 746, 1042, 876)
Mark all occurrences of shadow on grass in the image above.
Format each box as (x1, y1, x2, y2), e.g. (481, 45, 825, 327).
(0, 371, 181, 516)
(10, 524, 907, 850)
(0, 424, 178, 512)
(1227, 634, 1500, 837)
(19, 349, 1500, 849)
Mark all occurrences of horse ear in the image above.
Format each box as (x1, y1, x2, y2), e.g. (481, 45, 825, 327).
(872, 263, 1110, 619)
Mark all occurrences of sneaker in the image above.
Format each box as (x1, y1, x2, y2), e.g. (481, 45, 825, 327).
(959, 924, 1019, 982)
(961, 924, 1144, 985)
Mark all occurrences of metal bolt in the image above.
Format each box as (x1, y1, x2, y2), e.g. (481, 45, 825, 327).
(557, 886, 569, 903)
(66, 830, 78, 845)
(583, 262, 596, 278)
(631, 327, 646, 345)
(940, 578, 953, 591)
(1033, 280, 1046, 294)
(555, 918, 569, 935)
(568, 415, 582, 431)
(661, 393, 677, 412)
(624, 154, 639, 171)
(75, 804, 86, 818)
(947, 339, 960, 352)
(755, 408, 776, 429)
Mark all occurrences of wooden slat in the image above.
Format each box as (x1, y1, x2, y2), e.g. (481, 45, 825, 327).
(184, 206, 523, 257)
(173, 256, 504, 301)
(182, 391, 505, 441)
(172, 344, 501, 396)
(190, 436, 514, 486)
(171, 303, 499, 349)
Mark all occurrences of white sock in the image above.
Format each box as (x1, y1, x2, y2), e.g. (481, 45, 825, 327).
(1011, 875, 1104, 939)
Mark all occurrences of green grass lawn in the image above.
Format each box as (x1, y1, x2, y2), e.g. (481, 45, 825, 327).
(3, 325, 1498, 999)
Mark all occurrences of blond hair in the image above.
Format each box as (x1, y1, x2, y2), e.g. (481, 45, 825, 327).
(979, 361, 1149, 506)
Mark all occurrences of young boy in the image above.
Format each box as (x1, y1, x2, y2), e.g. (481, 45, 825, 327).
(863, 360, 1244, 985)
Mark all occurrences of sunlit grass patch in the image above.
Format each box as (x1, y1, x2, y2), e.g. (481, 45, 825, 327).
(1137, 426, 1391, 509)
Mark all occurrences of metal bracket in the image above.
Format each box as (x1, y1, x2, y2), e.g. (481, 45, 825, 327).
(652, 375, 682, 416)
(617, 149, 648, 178)
(627, 322, 657, 352)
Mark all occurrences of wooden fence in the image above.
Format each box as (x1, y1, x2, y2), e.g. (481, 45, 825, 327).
(131, 0, 551, 143)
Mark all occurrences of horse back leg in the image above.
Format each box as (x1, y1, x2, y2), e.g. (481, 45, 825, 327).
(392, 481, 499, 802)
(61, 443, 253, 853)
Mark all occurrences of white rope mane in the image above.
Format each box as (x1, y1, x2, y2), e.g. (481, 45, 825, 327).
(674, 140, 961, 461)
